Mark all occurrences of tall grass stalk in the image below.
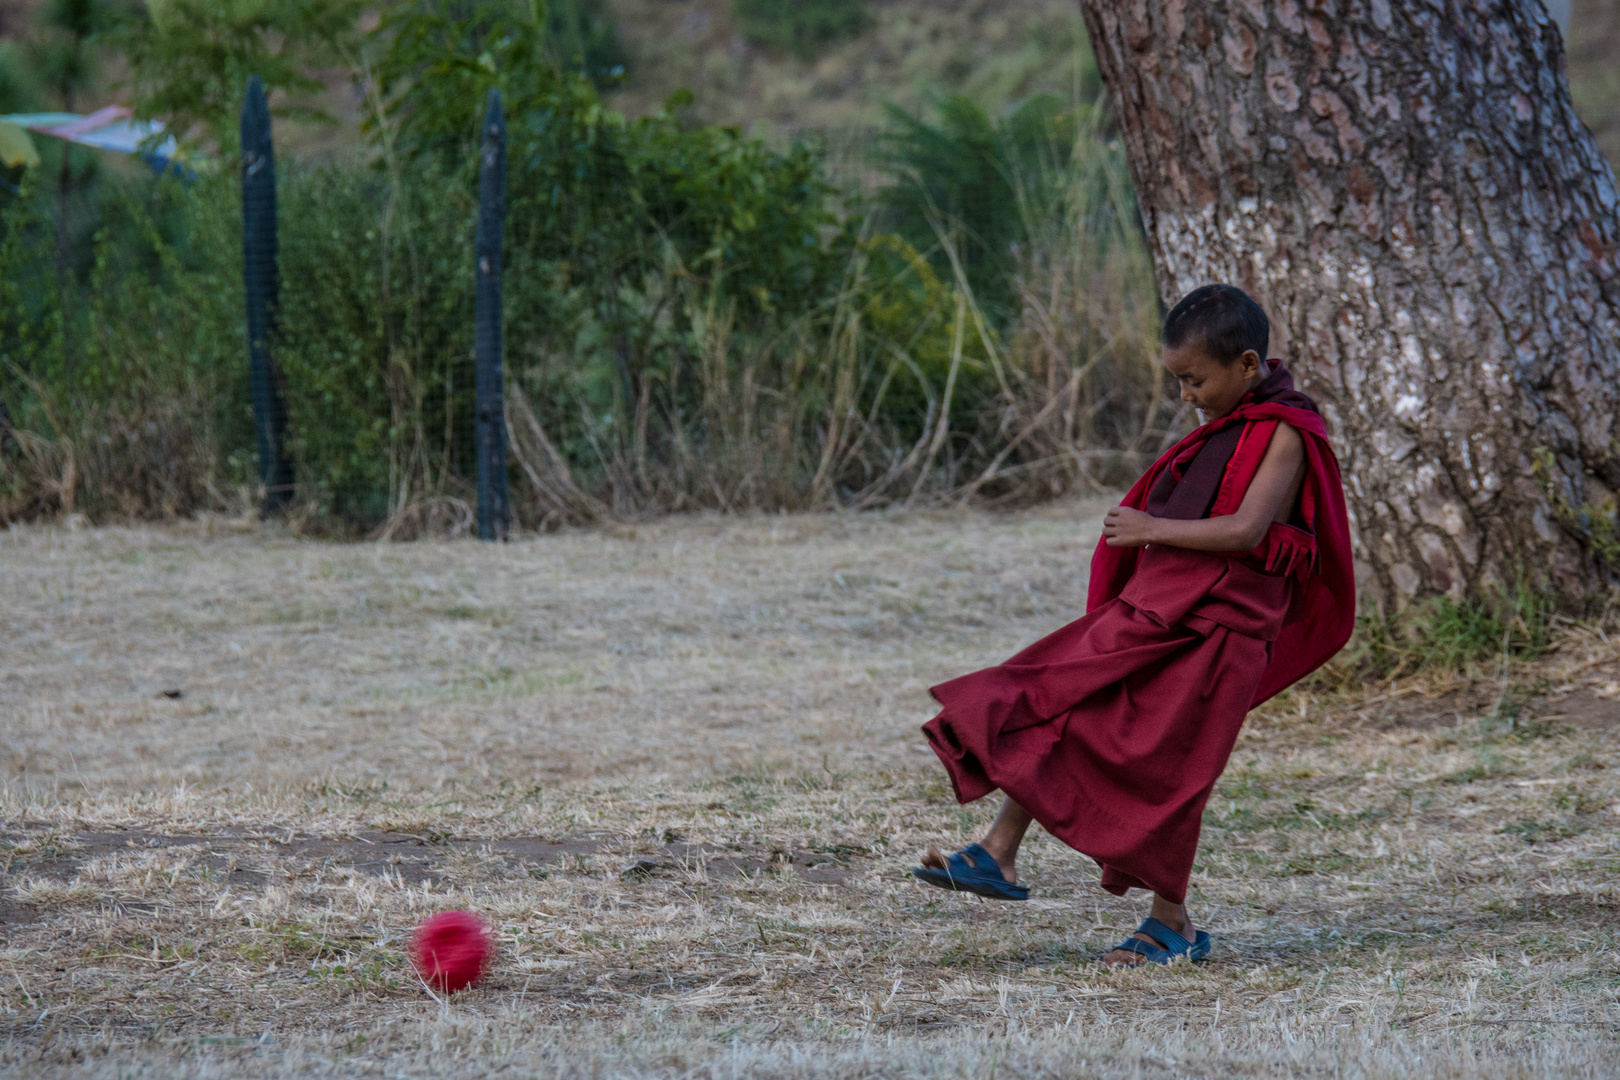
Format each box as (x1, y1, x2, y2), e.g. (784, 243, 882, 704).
(947, 103, 1172, 502)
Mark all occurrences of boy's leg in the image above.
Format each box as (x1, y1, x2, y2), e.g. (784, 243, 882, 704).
(1102, 893, 1195, 966)
(920, 803, 1198, 960)
(920, 797, 1033, 882)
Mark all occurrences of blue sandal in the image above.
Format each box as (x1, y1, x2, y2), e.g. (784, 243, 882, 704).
(910, 843, 1030, 901)
(1107, 917, 1212, 965)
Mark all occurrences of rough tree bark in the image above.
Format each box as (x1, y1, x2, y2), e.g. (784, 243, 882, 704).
(1076, 0, 1620, 609)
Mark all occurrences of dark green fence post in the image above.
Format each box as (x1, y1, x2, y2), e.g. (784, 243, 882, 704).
(475, 88, 509, 540)
(241, 74, 293, 511)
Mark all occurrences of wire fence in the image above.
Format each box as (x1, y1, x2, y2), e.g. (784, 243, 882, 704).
(0, 80, 1181, 538)
(241, 74, 294, 512)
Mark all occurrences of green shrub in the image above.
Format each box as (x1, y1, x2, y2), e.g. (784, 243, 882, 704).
(732, 0, 868, 60)
(546, 0, 626, 87)
(0, 170, 253, 522)
(872, 93, 1081, 327)
(0, 0, 1168, 531)
(273, 162, 475, 526)
(856, 233, 994, 448)
(121, 0, 371, 150)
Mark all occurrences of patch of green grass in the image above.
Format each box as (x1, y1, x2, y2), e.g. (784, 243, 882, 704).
(1499, 816, 1589, 845)
(1551, 784, 1604, 814)
(1444, 744, 1521, 784)
(1205, 796, 1388, 835)
(721, 775, 781, 813)
(1321, 579, 1558, 684)
(804, 841, 868, 862)
(788, 769, 859, 793)
(1282, 851, 1354, 876)
(307, 780, 391, 803)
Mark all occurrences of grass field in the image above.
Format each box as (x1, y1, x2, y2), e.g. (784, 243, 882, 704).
(3, 504, 1620, 1078)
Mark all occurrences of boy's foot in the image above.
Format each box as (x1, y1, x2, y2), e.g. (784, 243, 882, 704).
(920, 845, 1015, 884)
(912, 843, 1028, 900)
(1102, 913, 1200, 966)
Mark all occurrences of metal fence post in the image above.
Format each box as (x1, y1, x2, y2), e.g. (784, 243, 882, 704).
(241, 74, 293, 511)
(475, 88, 509, 541)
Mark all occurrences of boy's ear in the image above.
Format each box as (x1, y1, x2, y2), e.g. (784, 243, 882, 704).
(1240, 349, 1262, 378)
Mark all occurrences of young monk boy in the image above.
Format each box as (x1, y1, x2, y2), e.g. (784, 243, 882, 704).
(913, 284, 1354, 966)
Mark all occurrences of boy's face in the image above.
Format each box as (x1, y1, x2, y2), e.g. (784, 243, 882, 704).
(1162, 341, 1266, 420)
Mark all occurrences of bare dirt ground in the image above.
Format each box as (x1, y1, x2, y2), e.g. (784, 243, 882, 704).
(2, 503, 1619, 1078)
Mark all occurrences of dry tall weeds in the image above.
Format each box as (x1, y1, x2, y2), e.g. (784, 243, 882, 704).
(961, 131, 1175, 503)
(3, 509, 1618, 1078)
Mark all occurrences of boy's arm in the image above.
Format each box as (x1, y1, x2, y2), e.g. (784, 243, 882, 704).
(1103, 423, 1305, 551)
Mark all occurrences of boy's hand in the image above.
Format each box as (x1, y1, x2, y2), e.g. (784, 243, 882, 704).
(1103, 505, 1157, 547)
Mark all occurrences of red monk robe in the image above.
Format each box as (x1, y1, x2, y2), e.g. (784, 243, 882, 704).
(922, 364, 1354, 905)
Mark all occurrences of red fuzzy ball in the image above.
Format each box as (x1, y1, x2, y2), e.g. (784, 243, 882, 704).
(410, 910, 493, 993)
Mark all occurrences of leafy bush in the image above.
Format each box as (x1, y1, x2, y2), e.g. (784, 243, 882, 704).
(732, 0, 868, 60)
(545, 0, 626, 87)
(0, 0, 1172, 532)
(121, 0, 370, 148)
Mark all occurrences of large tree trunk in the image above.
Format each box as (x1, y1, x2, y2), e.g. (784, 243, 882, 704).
(1077, 0, 1620, 609)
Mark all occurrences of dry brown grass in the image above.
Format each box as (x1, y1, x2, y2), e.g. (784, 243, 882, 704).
(2, 505, 1619, 1078)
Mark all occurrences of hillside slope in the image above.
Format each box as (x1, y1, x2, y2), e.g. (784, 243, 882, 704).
(1, 1, 1617, 169)
(605, 0, 1093, 135)
(611, 0, 1620, 169)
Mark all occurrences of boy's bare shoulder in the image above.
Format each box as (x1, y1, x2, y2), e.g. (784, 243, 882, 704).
(1263, 419, 1304, 454)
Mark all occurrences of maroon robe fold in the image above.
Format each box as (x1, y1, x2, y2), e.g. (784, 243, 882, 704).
(921, 365, 1354, 904)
